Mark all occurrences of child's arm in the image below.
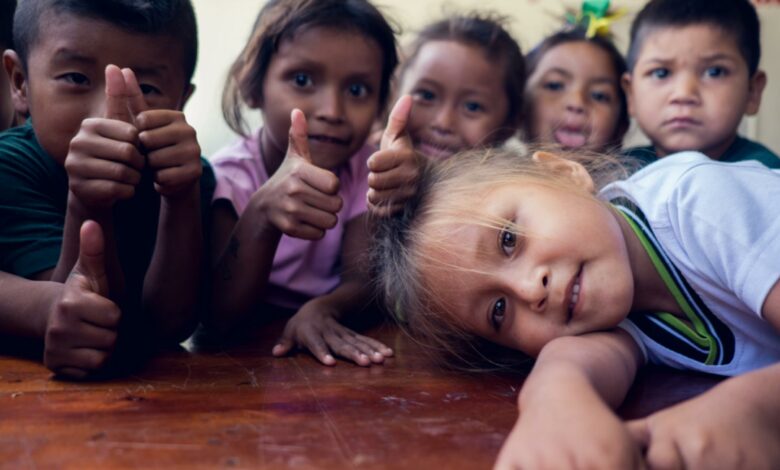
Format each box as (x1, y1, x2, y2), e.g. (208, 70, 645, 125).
(627, 281, 780, 469)
(495, 331, 644, 470)
(367, 96, 422, 217)
(119, 68, 204, 341)
(208, 110, 342, 334)
(0, 221, 121, 378)
(272, 214, 393, 366)
(51, 65, 145, 298)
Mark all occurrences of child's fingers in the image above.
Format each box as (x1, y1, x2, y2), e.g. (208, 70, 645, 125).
(351, 333, 393, 357)
(272, 337, 294, 357)
(300, 331, 337, 366)
(335, 330, 391, 363)
(381, 95, 413, 151)
(323, 333, 372, 366)
(287, 109, 312, 163)
(299, 165, 341, 196)
(120, 68, 149, 117)
(367, 165, 418, 190)
(53, 367, 89, 380)
(367, 186, 415, 207)
(103, 64, 133, 123)
(626, 419, 650, 450)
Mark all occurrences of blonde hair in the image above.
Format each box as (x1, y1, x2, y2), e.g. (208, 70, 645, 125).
(373, 146, 633, 370)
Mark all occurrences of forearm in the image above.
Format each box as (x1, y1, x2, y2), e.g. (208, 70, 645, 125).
(0, 272, 60, 339)
(714, 363, 780, 425)
(208, 201, 282, 334)
(52, 194, 123, 294)
(143, 186, 202, 341)
(520, 332, 641, 411)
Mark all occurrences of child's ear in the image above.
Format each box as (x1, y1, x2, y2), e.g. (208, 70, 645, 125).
(180, 83, 196, 109)
(3, 50, 29, 116)
(745, 70, 767, 116)
(531, 151, 595, 193)
(621, 72, 636, 118)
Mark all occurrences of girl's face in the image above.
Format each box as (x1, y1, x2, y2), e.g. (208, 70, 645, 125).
(400, 40, 510, 160)
(259, 26, 383, 170)
(420, 174, 634, 357)
(525, 41, 623, 152)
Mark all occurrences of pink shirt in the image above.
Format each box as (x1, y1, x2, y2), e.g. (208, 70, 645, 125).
(211, 129, 372, 309)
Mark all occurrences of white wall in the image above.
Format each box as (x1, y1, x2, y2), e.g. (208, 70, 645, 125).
(187, 0, 780, 157)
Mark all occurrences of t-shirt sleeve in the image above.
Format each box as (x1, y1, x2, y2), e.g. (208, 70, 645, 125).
(669, 163, 780, 316)
(211, 157, 257, 217)
(0, 149, 65, 277)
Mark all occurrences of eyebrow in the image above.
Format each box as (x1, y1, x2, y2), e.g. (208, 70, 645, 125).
(50, 48, 96, 66)
(641, 52, 739, 65)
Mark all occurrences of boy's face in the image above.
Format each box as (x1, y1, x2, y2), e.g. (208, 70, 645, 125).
(419, 178, 634, 358)
(5, 11, 194, 165)
(623, 24, 766, 159)
(400, 40, 511, 160)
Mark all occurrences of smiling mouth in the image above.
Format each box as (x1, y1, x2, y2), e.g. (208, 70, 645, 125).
(417, 139, 460, 159)
(309, 134, 349, 146)
(567, 265, 583, 321)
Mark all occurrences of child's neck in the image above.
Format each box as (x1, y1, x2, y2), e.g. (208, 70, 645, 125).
(259, 127, 286, 177)
(612, 208, 683, 316)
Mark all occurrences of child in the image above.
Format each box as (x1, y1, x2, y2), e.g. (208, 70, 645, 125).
(0, 0, 214, 377)
(209, 0, 397, 367)
(365, 13, 525, 216)
(523, 26, 628, 152)
(375, 148, 780, 468)
(622, 0, 778, 167)
(0, 0, 20, 131)
(394, 13, 525, 160)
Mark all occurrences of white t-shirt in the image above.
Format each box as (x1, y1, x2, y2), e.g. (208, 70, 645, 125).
(600, 151, 780, 376)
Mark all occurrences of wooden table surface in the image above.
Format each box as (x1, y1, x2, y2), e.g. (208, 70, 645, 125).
(0, 318, 722, 469)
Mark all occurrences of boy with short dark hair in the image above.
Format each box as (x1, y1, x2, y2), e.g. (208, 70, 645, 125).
(622, 0, 778, 168)
(0, 0, 214, 378)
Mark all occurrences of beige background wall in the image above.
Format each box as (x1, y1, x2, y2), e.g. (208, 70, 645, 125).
(187, 0, 780, 157)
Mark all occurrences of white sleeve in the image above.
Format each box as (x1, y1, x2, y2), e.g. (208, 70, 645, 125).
(668, 163, 780, 316)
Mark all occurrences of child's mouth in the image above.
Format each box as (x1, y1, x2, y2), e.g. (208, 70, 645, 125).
(308, 134, 349, 146)
(554, 128, 587, 149)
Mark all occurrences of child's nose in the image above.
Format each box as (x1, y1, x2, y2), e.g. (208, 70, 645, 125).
(670, 73, 700, 104)
(565, 90, 586, 114)
(431, 105, 455, 134)
(314, 87, 345, 124)
(508, 268, 549, 313)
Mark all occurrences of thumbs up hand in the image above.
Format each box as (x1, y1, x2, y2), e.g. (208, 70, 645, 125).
(252, 109, 343, 240)
(44, 221, 121, 379)
(367, 95, 422, 217)
(128, 68, 203, 199)
(65, 64, 145, 211)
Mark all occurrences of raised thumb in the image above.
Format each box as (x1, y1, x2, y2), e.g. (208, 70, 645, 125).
(287, 108, 312, 162)
(381, 95, 413, 151)
(73, 220, 109, 296)
(103, 64, 133, 123)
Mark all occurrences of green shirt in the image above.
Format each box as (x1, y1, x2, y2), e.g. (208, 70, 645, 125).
(0, 121, 216, 286)
(624, 136, 780, 170)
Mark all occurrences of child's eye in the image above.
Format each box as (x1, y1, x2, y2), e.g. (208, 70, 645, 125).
(543, 81, 564, 91)
(704, 66, 728, 78)
(292, 72, 313, 88)
(412, 89, 435, 102)
(59, 72, 90, 86)
(464, 101, 485, 113)
(590, 91, 612, 103)
(650, 68, 670, 79)
(347, 83, 369, 98)
(499, 226, 517, 256)
(490, 297, 506, 332)
(139, 84, 161, 96)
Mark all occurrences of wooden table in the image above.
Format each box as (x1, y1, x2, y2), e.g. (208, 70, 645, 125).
(0, 318, 721, 469)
